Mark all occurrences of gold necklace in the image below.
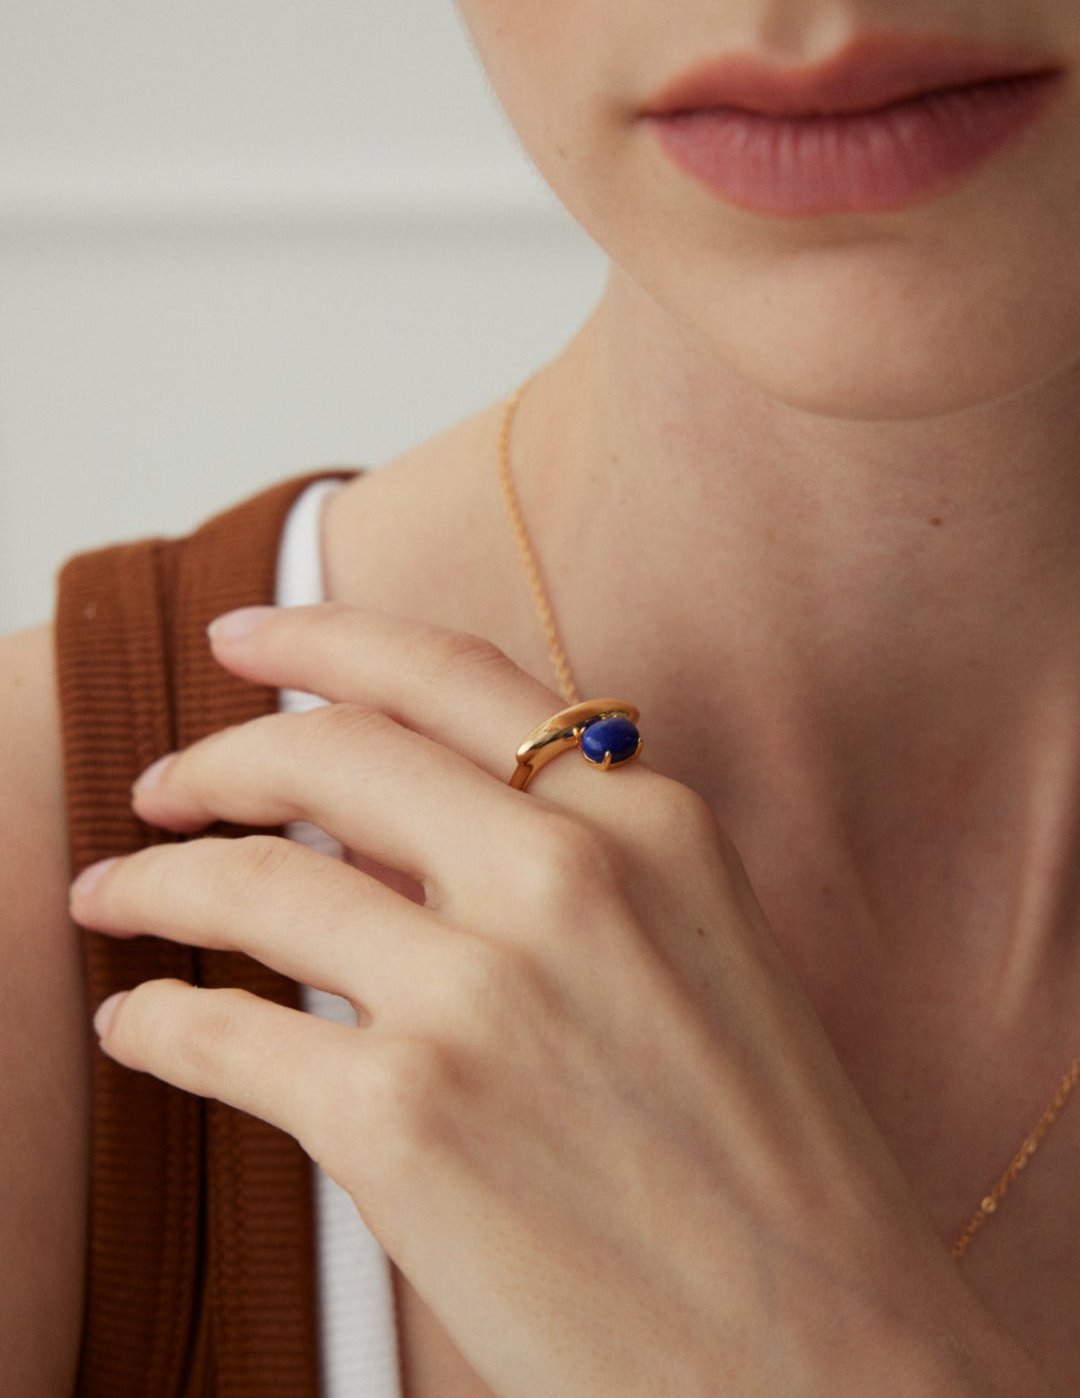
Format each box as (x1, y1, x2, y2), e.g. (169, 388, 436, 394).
(496, 378, 1080, 1262)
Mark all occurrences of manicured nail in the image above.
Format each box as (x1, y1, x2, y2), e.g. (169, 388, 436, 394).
(207, 606, 276, 642)
(71, 857, 120, 900)
(132, 753, 175, 795)
(94, 991, 129, 1037)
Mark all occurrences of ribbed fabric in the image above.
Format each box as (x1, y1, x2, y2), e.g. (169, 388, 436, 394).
(274, 478, 403, 1398)
(55, 469, 358, 1397)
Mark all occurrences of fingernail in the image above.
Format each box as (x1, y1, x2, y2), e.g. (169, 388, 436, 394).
(207, 606, 275, 642)
(94, 990, 128, 1037)
(132, 753, 174, 796)
(71, 857, 120, 900)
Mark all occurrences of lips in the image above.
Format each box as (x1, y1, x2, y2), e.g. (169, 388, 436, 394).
(642, 33, 1067, 216)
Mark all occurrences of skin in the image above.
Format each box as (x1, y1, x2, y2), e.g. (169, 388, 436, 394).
(442, 0, 1080, 1018)
(75, 607, 1049, 1395)
(0, 628, 85, 1398)
(64, 0, 1080, 1390)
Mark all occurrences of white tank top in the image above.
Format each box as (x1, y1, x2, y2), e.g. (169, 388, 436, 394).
(273, 477, 403, 1398)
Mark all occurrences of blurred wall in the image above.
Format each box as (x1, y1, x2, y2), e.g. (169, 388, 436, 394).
(0, 1, 606, 631)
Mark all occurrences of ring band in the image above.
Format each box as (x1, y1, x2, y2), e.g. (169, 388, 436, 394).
(510, 698, 643, 792)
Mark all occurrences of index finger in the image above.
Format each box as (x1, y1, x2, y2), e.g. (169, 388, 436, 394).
(206, 603, 649, 803)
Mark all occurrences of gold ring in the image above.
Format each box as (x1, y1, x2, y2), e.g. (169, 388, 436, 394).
(509, 698, 643, 793)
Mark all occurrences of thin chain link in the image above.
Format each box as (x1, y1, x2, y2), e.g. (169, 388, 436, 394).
(949, 1056, 1080, 1259)
(495, 379, 1080, 1262)
(497, 379, 580, 706)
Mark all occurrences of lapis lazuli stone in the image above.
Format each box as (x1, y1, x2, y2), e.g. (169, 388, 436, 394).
(580, 715, 641, 768)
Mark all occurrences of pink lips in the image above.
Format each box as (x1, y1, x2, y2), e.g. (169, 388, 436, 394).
(642, 34, 1067, 216)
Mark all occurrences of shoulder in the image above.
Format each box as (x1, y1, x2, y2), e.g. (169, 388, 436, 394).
(322, 399, 518, 620)
(0, 622, 88, 1396)
(0, 623, 75, 901)
(0, 622, 66, 853)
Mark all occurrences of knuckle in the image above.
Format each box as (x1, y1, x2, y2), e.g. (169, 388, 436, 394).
(515, 812, 620, 910)
(455, 938, 519, 1001)
(231, 833, 299, 888)
(177, 986, 257, 1084)
(446, 937, 546, 1024)
(636, 777, 720, 848)
(361, 1036, 459, 1148)
(297, 702, 394, 756)
(410, 625, 510, 688)
(629, 778, 745, 894)
(108, 979, 248, 1084)
(107, 843, 189, 916)
(267, 706, 393, 804)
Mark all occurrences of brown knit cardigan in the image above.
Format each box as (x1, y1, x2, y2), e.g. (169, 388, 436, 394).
(56, 470, 358, 1397)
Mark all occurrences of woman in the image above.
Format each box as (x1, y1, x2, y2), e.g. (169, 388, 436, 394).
(4, 0, 1079, 1393)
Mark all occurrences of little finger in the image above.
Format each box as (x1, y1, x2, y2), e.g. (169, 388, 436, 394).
(93, 977, 369, 1175)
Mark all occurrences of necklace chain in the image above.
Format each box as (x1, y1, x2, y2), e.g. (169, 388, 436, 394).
(497, 378, 580, 707)
(949, 1056, 1080, 1259)
(496, 378, 1080, 1262)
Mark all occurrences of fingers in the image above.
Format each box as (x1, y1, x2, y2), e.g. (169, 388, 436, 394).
(93, 976, 366, 1173)
(204, 604, 650, 807)
(208, 604, 555, 776)
(130, 704, 545, 902)
(96, 979, 475, 1222)
(71, 836, 449, 1022)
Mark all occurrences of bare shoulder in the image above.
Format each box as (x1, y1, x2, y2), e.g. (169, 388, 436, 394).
(322, 397, 525, 632)
(0, 623, 88, 1396)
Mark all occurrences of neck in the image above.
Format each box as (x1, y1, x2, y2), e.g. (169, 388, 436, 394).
(535, 268, 1080, 683)
(512, 268, 1080, 1016)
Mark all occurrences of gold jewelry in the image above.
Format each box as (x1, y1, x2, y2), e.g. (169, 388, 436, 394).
(949, 1056, 1080, 1259)
(496, 377, 1080, 1263)
(497, 379, 580, 707)
(510, 699, 643, 792)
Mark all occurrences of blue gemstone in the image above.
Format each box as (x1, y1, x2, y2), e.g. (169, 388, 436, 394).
(580, 716, 641, 768)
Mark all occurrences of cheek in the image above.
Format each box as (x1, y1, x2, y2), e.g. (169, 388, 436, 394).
(452, 0, 576, 101)
(452, 0, 630, 189)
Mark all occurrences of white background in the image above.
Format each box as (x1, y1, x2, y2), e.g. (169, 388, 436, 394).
(1, 0, 606, 631)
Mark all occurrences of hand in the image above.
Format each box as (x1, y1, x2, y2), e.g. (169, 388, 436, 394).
(70, 604, 1040, 1398)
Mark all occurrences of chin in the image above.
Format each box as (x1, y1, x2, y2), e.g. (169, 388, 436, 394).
(645, 243, 1080, 424)
(718, 333, 1075, 424)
